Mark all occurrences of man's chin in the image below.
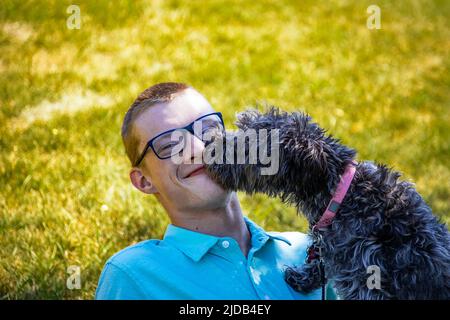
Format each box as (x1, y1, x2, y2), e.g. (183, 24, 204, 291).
(183, 171, 223, 188)
(185, 175, 229, 199)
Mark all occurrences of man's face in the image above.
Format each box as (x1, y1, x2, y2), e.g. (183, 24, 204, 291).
(131, 88, 231, 214)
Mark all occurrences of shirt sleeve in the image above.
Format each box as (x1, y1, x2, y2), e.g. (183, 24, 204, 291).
(95, 262, 148, 300)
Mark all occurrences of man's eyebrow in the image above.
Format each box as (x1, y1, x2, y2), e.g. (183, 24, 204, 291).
(155, 133, 174, 142)
(150, 112, 219, 138)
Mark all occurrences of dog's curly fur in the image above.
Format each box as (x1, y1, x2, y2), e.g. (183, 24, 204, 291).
(205, 107, 450, 300)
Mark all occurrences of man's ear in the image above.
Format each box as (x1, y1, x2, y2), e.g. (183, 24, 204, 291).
(129, 168, 158, 194)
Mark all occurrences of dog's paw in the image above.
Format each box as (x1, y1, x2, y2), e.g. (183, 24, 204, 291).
(284, 264, 322, 293)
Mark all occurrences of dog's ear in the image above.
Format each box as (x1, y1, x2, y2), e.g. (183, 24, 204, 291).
(300, 139, 331, 196)
(282, 112, 357, 196)
(281, 113, 331, 196)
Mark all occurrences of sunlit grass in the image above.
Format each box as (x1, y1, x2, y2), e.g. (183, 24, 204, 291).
(0, 0, 449, 299)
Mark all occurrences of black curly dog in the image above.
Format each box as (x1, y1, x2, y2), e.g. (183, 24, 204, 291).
(204, 107, 450, 300)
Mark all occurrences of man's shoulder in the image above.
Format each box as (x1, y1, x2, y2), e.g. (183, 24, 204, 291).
(267, 230, 311, 249)
(96, 239, 165, 299)
(106, 239, 167, 270)
(265, 230, 312, 268)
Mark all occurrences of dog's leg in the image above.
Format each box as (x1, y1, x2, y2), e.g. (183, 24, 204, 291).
(284, 260, 322, 293)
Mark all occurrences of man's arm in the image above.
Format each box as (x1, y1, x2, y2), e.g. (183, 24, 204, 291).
(95, 262, 148, 300)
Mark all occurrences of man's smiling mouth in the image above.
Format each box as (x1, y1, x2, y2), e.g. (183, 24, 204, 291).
(185, 165, 206, 178)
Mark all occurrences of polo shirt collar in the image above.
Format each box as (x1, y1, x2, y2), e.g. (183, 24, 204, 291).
(245, 217, 291, 249)
(162, 217, 291, 262)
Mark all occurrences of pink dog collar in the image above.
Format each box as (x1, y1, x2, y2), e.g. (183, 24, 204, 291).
(313, 161, 357, 231)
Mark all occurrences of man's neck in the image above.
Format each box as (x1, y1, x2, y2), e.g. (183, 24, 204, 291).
(170, 193, 251, 257)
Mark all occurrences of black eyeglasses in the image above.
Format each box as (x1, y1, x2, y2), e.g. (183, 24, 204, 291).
(134, 112, 224, 166)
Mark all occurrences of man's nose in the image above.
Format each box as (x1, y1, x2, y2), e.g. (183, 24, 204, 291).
(185, 133, 205, 163)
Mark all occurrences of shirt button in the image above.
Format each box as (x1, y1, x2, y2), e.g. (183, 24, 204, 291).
(222, 240, 230, 249)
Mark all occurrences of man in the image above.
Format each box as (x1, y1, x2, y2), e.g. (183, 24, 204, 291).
(95, 82, 335, 299)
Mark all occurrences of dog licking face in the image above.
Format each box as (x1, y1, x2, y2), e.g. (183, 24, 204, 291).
(204, 107, 450, 300)
(205, 108, 356, 224)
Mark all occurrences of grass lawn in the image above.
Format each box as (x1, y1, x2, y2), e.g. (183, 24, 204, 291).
(0, 0, 449, 299)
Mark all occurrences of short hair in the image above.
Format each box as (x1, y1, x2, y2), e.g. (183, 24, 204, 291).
(121, 82, 190, 166)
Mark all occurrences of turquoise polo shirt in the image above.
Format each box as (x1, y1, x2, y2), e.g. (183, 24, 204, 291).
(95, 217, 336, 300)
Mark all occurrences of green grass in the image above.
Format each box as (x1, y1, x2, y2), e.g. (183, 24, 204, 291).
(0, 0, 449, 299)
